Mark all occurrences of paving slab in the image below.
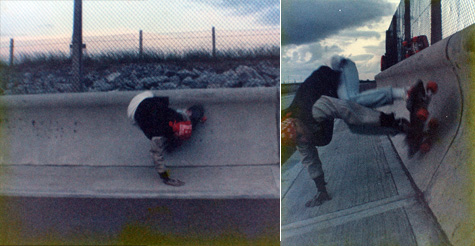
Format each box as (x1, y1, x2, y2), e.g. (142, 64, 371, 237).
(281, 120, 450, 245)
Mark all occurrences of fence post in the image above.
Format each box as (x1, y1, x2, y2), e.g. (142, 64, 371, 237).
(404, 0, 411, 41)
(71, 0, 84, 92)
(139, 30, 143, 59)
(9, 39, 14, 66)
(431, 0, 442, 44)
(212, 26, 216, 58)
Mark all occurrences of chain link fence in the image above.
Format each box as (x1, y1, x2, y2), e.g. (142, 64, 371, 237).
(382, 0, 475, 70)
(441, 0, 475, 37)
(0, 0, 280, 95)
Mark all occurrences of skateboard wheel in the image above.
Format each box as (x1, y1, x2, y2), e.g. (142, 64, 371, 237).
(416, 108, 429, 121)
(427, 81, 438, 94)
(428, 118, 439, 129)
(403, 41, 408, 46)
(420, 141, 431, 153)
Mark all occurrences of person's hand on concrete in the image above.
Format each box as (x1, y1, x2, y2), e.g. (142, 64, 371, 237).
(163, 178, 185, 187)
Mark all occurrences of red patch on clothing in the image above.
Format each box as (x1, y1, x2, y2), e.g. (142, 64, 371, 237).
(281, 113, 297, 147)
(169, 121, 193, 140)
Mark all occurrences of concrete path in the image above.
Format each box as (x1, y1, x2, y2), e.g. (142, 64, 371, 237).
(281, 120, 450, 245)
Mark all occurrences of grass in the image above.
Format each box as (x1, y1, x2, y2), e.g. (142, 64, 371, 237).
(4, 46, 280, 70)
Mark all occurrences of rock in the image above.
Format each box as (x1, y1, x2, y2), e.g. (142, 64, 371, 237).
(235, 65, 264, 85)
(182, 77, 195, 87)
(168, 75, 181, 85)
(139, 76, 168, 89)
(106, 72, 121, 82)
(243, 78, 266, 87)
(177, 69, 197, 80)
(5, 60, 279, 94)
(164, 69, 177, 77)
(54, 83, 74, 93)
(157, 82, 177, 90)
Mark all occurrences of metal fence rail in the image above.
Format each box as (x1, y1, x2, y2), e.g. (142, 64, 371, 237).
(1, 28, 280, 65)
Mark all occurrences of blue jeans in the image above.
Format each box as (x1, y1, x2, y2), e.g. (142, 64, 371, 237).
(336, 58, 394, 108)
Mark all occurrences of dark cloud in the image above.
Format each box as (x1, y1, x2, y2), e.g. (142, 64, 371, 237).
(282, 0, 394, 46)
(338, 30, 381, 39)
(191, 0, 280, 26)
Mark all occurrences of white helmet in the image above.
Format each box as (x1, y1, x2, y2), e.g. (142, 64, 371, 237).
(127, 91, 154, 124)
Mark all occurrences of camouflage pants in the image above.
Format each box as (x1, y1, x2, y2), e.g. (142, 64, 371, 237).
(150, 136, 167, 174)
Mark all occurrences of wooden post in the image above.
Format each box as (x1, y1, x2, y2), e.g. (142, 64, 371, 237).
(212, 26, 216, 58)
(71, 0, 83, 92)
(9, 39, 14, 66)
(139, 30, 143, 59)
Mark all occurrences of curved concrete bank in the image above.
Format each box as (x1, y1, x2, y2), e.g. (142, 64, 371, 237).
(376, 24, 475, 245)
(0, 87, 280, 244)
(0, 87, 279, 167)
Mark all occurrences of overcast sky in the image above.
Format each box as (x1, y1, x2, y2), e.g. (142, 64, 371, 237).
(282, 0, 401, 81)
(0, 0, 279, 39)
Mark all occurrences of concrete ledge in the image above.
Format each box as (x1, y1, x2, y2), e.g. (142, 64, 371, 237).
(0, 87, 279, 108)
(0, 164, 279, 199)
(375, 24, 475, 245)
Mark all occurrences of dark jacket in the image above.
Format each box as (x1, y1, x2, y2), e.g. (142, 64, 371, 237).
(284, 66, 340, 146)
(134, 97, 185, 141)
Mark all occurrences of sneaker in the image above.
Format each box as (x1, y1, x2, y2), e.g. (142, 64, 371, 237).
(305, 191, 332, 207)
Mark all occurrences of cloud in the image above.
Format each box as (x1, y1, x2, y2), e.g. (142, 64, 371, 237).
(282, 0, 394, 46)
(281, 42, 344, 82)
(191, 0, 280, 26)
(349, 54, 375, 62)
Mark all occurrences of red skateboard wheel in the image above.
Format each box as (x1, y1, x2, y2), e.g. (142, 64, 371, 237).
(428, 118, 439, 129)
(427, 81, 438, 94)
(420, 141, 431, 153)
(416, 108, 429, 121)
(403, 41, 408, 46)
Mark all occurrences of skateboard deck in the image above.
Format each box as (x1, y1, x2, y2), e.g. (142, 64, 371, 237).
(406, 79, 438, 156)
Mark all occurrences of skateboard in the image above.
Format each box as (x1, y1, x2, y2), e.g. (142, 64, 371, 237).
(406, 79, 438, 156)
(403, 35, 429, 58)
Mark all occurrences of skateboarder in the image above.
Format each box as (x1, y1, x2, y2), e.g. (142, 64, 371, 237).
(282, 64, 409, 207)
(127, 91, 205, 186)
